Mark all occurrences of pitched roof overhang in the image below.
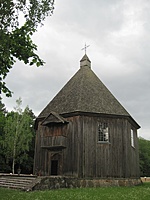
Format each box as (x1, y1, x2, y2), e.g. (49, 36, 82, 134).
(35, 111, 140, 130)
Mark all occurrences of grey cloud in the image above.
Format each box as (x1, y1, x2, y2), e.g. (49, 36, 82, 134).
(2, 0, 150, 140)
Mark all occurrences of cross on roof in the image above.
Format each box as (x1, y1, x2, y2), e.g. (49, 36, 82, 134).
(81, 43, 90, 54)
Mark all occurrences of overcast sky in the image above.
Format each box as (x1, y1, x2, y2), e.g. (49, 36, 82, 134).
(2, 0, 150, 140)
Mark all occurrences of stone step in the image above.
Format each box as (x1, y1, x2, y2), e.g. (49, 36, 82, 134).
(0, 183, 27, 190)
(0, 180, 32, 187)
(0, 175, 38, 191)
(0, 177, 35, 183)
(8, 177, 35, 180)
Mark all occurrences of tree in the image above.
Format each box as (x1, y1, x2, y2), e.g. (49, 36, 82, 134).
(0, 98, 10, 172)
(17, 106, 36, 174)
(0, 0, 55, 96)
(0, 97, 6, 133)
(138, 137, 150, 176)
(2, 98, 35, 174)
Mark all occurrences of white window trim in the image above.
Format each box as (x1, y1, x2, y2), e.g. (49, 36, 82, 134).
(98, 122, 109, 143)
(131, 129, 135, 148)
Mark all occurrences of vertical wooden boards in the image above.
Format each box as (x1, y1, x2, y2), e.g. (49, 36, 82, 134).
(34, 114, 140, 178)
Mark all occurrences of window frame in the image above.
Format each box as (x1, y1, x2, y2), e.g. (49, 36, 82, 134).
(97, 122, 109, 143)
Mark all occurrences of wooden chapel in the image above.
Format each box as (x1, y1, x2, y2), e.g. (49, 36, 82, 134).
(34, 54, 140, 179)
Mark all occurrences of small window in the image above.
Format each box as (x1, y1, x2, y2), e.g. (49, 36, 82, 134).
(98, 122, 109, 142)
(131, 129, 134, 147)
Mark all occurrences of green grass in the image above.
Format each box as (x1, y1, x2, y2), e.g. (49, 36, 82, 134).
(0, 183, 150, 200)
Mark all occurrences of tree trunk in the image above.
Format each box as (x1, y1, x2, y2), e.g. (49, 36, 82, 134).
(12, 132, 17, 174)
(12, 157, 15, 174)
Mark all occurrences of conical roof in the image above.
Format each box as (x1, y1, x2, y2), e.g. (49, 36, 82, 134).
(38, 54, 131, 118)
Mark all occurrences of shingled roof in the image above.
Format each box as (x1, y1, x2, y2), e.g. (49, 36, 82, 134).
(38, 54, 132, 119)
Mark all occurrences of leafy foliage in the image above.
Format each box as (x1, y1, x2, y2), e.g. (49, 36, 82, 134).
(0, 97, 6, 133)
(1, 98, 36, 174)
(0, 0, 55, 96)
(139, 137, 150, 176)
(18, 106, 36, 174)
(0, 98, 9, 172)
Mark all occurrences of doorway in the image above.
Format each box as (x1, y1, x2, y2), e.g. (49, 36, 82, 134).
(51, 160, 58, 175)
(50, 153, 62, 176)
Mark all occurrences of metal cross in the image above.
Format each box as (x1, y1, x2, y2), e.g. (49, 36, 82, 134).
(81, 43, 90, 54)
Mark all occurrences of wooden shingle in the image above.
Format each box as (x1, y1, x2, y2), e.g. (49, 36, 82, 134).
(38, 54, 130, 119)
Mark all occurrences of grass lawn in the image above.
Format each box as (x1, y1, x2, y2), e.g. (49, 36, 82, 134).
(0, 182, 150, 200)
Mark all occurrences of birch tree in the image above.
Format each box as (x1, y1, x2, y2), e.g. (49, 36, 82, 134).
(3, 98, 34, 174)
